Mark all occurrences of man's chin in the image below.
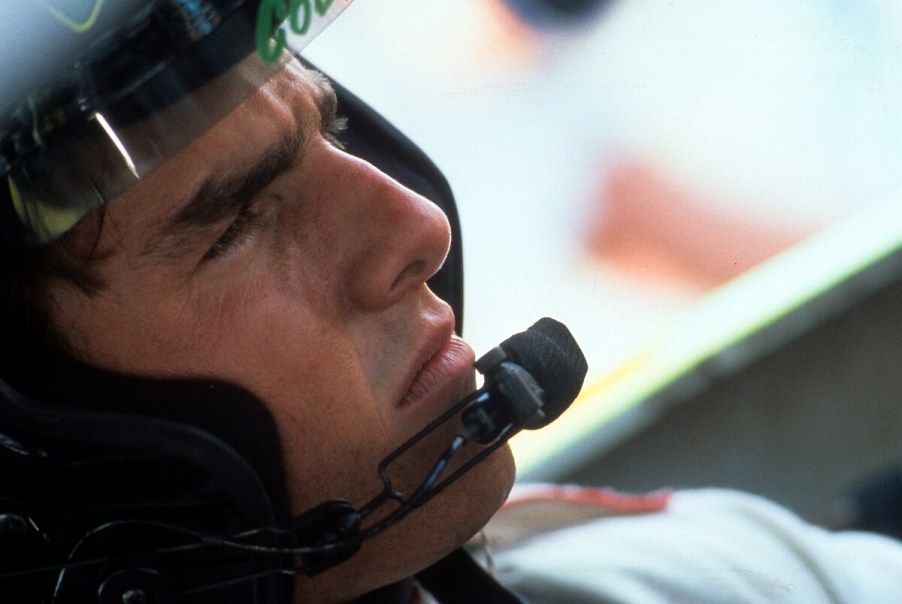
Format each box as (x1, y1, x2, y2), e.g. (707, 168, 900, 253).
(423, 441, 517, 557)
(292, 444, 515, 602)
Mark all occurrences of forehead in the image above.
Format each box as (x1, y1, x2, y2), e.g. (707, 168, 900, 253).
(141, 61, 321, 195)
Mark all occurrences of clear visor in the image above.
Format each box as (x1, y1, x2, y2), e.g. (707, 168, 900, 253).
(4, 0, 352, 245)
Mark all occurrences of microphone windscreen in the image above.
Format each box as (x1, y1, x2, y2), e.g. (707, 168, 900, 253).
(499, 318, 588, 428)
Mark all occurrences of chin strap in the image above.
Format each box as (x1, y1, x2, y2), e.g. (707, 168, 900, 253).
(350, 579, 417, 604)
(415, 548, 523, 604)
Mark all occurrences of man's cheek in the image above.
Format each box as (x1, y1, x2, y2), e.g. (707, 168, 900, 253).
(278, 412, 390, 512)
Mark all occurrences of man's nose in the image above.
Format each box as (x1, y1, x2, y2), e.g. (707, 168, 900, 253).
(334, 150, 452, 311)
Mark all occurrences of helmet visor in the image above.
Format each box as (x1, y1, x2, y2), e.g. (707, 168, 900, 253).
(1, 0, 352, 246)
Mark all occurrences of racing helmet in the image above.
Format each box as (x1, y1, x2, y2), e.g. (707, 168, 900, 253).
(0, 2, 464, 601)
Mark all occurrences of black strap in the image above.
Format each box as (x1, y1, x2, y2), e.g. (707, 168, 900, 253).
(416, 548, 524, 603)
(351, 578, 417, 604)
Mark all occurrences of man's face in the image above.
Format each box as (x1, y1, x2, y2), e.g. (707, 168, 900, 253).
(48, 60, 515, 601)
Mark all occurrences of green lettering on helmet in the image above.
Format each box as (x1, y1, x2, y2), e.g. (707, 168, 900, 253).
(290, 0, 312, 36)
(256, 0, 289, 64)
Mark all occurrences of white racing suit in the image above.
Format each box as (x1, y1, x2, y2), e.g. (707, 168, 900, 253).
(449, 485, 902, 603)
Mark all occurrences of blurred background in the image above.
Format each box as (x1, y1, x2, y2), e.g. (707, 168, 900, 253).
(305, 0, 902, 524)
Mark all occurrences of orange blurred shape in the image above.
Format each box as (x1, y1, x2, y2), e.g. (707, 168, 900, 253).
(587, 159, 811, 291)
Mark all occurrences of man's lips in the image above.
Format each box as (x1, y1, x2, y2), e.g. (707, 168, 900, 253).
(397, 334, 475, 411)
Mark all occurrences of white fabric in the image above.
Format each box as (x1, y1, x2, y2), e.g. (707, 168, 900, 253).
(487, 488, 902, 603)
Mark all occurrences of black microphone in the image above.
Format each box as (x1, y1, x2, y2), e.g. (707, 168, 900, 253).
(501, 317, 589, 426)
(461, 317, 588, 443)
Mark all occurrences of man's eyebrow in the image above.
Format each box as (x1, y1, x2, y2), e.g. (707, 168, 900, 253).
(171, 129, 301, 231)
(308, 69, 342, 139)
(150, 74, 340, 257)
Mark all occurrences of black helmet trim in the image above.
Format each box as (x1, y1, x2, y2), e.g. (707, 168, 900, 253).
(0, 348, 293, 602)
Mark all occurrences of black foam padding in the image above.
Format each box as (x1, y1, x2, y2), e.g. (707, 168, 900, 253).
(499, 317, 588, 427)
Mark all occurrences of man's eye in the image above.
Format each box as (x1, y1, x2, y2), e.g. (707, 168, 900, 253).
(203, 204, 260, 262)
